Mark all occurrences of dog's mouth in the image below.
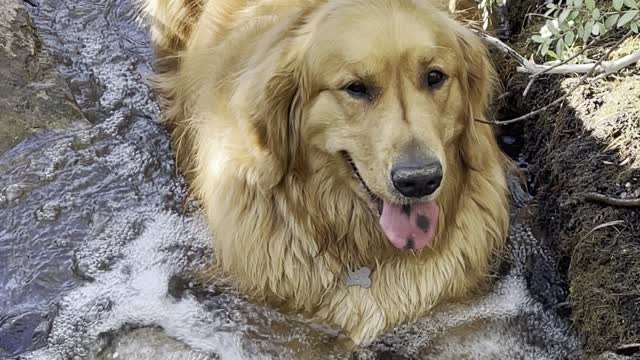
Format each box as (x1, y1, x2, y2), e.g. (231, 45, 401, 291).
(342, 151, 384, 216)
(340, 151, 439, 251)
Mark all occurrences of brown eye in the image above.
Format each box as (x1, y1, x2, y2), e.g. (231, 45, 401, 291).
(425, 70, 447, 89)
(344, 81, 370, 98)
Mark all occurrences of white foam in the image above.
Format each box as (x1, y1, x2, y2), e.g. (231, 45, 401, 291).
(22, 210, 255, 360)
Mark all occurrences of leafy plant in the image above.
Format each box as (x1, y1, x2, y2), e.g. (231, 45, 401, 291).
(530, 0, 640, 60)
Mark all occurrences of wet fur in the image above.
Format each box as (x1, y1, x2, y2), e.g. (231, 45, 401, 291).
(140, 0, 510, 345)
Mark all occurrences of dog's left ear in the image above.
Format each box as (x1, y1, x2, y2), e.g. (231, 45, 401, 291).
(233, 37, 310, 188)
(456, 28, 501, 170)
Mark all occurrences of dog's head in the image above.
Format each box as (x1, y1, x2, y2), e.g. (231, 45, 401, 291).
(241, 0, 501, 251)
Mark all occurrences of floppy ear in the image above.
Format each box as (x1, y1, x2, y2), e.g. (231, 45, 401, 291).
(455, 28, 501, 170)
(234, 39, 310, 188)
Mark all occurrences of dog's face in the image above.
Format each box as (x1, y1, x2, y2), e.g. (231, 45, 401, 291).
(249, 0, 497, 251)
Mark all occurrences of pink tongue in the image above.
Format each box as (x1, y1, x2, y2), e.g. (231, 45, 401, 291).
(379, 201, 438, 250)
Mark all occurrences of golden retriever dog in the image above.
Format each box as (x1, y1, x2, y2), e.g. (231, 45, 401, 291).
(140, 0, 510, 345)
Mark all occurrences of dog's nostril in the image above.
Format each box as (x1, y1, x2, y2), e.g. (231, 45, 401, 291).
(391, 161, 443, 198)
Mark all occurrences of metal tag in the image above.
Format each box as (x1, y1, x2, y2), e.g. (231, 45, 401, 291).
(344, 266, 372, 289)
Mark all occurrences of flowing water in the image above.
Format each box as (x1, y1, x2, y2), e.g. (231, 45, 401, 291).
(1, 0, 351, 358)
(1, 1, 583, 359)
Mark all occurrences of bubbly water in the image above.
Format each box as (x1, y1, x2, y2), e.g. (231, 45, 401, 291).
(0, 1, 352, 357)
(0, 0, 586, 359)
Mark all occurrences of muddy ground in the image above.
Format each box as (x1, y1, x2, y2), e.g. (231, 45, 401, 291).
(520, 75, 639, 356)
(492, 6, 640, 356)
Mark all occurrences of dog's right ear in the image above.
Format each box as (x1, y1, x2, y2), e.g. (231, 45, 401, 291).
(232, 33, 311, 188)
(454, 27, 501, 171)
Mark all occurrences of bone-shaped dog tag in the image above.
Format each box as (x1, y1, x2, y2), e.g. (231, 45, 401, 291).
(344, 267, 372, 289)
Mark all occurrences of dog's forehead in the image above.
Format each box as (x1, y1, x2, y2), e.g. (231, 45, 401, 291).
(312, 6, 456, 68)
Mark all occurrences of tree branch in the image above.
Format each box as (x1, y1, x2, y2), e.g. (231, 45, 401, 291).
(582, 192, 640, 208)
(475, 31, 633, 126)
(516, 50, 640, 75)
(523, 39, 597, 96)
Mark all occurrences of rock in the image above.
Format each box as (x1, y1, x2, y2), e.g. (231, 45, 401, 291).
(0, 0, 86, 154)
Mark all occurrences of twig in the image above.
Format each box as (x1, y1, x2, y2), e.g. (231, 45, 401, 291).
(582, 192, 640, 208)
(475, 31, 539, 72)
(476, 31, 640, 76)
(617, 343, 640, 351)
(586, 220, 626, 236)
(594, 50, 640, 80)
(517, 50, 640, 75)
(523, 39, 597, 97)
(476, 31, 633, 126)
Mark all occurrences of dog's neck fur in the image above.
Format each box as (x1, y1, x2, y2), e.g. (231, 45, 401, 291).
(199, 144, 509, 344)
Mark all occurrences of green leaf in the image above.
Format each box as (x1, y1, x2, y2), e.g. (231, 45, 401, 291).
(559, 8, 571, 23)
(576, 24, 585, 40)
(605, 14, 621, 29)
(618, 10, 639, 27)
(591, 22, 601, 35)
(546, 19, 561, 35)
(592, 8, 600, 19)
(564, 30, 575, 45)
(583, 20, 593, 41)
(574, 0, 583, 8)
(531, 35, 547, 43)
(546, 2, 557, 9)
(599, 22, 607, 35)
(547, 49, 559, 60)
(585, 0, 595, 10)
(569, 9, 581, 20)
(541, 41, 550, 57)
(631, 21, 639, 32)
(624, 0, 639, 9)
(614, 0, 624, 10)
(555, 38, 565, 58)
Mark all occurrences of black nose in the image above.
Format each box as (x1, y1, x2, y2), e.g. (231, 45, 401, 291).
(391, 159, 443, 198)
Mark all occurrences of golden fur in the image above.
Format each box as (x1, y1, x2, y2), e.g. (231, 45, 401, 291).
(140, 0, 510, 345)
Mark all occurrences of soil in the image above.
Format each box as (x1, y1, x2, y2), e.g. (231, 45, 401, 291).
(492, 5, 640, 356)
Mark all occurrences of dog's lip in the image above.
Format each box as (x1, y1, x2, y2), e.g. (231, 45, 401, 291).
(340, 151, 383, 216)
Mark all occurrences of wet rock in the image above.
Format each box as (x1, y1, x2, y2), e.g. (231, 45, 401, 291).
(0, 0, 86, 154)
(96, 328, 218, 360)
(0, 307, 55, 356)
(35, 201, 61, 221)
(0, 2, 185, 358)
(4, 183, 25, 202)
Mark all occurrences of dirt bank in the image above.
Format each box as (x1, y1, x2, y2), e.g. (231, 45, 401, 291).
(494, 29, 640, 356)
